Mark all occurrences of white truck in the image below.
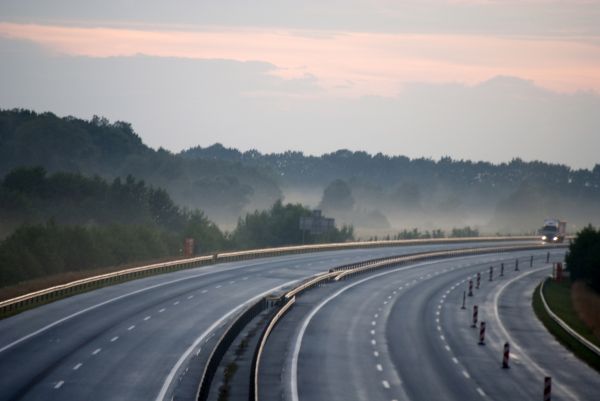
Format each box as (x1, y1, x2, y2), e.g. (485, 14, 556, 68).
(539, 218, 566, 243)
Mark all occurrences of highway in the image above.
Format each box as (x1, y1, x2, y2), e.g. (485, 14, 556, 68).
(0, 241, 531, 401)
(259, 248, 600, 401)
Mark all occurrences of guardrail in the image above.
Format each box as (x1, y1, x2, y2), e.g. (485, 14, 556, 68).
(539, 278, 600, 357)
(0, 236, 539, 318)
(252, 243, 568, 401)
(251, 296, 296, 401)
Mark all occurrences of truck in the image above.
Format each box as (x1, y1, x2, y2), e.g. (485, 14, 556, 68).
(539, 218, 566, 243)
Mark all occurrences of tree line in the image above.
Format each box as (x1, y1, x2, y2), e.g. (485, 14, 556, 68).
(0, 168, 352, 288)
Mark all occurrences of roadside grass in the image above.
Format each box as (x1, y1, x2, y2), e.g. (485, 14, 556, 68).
(532, 279, 600, 372)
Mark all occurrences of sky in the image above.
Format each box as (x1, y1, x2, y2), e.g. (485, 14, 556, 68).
(0, 1, 599, 169)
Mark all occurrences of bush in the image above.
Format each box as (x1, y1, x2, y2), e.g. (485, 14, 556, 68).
(566, 225, 600, 292)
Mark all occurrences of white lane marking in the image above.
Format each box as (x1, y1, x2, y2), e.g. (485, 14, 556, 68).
(374, 351, 379, 357)
(187, 295, 194, 300)
(370, 330, 375, 335)
(173, 301, 180, 305)
(73, 363, 82, 370)
(493, 265, 578, 400)
(215, 285, 222, 289)
(374, 313, 379, 318)
(372, 321, 376, 326)
(54, 380, 64, 389)
(110, 336, 119, 342)
(462, 370, 470, 379)
(382, 380, 390, 389)
(376, 364, 383, 371)
(445, 345, 451, 352)
(155, 278, 300, 401)
(128, 325, 135, 331)
(201, 290, 208, 294)
(242, 277, 249, 280)
(440, 335, 445, 341)
(229, 281, 235, 285)
(159, 308, 166, 313)
(0, 264, 260, 354)
(383, 301, 388, 305)
(371, 339, 377, 345)
(144, 316, 151, 321)
(477, 387, 486, 397)
(289, 260, 441, 401)
(92, 348, 101, 355)
(452, 357, 459, 364)
(437, 326, 442, 331)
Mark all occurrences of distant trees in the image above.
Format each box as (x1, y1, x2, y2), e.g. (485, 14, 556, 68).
(319, 179, 354, 212)
(566, 225, 600, 293)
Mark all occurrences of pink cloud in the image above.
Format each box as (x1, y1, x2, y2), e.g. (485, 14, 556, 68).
(1, 22, 599, 96)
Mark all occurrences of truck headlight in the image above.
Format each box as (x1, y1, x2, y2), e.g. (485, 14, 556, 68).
(553, 236, 558, 241)
(542, 235, 547, 240)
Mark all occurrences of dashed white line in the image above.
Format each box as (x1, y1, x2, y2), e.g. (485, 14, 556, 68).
(462, 370, 470, 379)
(242, 277, 249, 280)
(73, 363, 82, 370)
(229, 281, 235, 284)
(128, 325, 135, 331)
(110, 336, 119, 342)
(144, 316, 151, 321)
(187, 295, 194, 300)
(452, 357, 459, 364)
(370, 330, 375, 335)
(54, 380, 64, 389)
(374, 313, 379, 318)
(374, 351, 380, 357)
(158, 308, 166, 313)
(376, 364, 383, 371)
(92, 348, 101, 355)
(382, 380, 390, 389)
(371, 339, 377, 346)
(440, 335, 445, 341)
(444, 345, 451, 352)
(215, 285, 222, 289)
(477, 387, 486, 397)
(201, 289, 208, 294)
(371, 321, 376, 326)
(173, 301, 180, 305)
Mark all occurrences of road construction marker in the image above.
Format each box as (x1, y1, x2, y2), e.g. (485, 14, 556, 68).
(472, 305, 478, 328)
(478, 321, 486, 345)
(502, 342, 510, 368)
(544, 376, 551, 401)
(476, 272, 481, 289)
(489, 266, 493, 281)
(500, 262, 504, 276)
(461, 291, 466, 309)
(468, 279, 474, 297)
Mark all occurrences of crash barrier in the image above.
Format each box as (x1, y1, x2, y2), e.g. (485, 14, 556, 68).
(195, 298, 269, 401)
(250, 244, 566, 401)
(0, 236, 539, 317)
(539, 278, 600, 358)
(250, 296, 296, 401)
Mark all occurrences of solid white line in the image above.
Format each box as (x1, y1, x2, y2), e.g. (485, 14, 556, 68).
(54, 380, 64, 389)
(154, 278, 300, 401)
(382, 380, 390, 389)
(110, 336, 119, 342)
(92, 348, 101, 355)
(128, 325, 135, 331)
(376, 364, 383, 371)
(493, 265, 578, 400)
(289, 260, 441, 401)
(73, 363, 82, 370)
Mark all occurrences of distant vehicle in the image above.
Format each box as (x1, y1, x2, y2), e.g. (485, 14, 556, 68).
(539, 218, 566, 243)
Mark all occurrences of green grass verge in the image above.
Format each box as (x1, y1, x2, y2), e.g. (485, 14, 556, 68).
(532, 280, 600, 372)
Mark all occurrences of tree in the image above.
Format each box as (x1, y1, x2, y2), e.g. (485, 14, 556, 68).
(566, 225, 600, 292)
(319, 179, 354, 212)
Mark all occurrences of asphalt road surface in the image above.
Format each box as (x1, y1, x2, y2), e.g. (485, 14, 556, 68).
(0, 241, 533, 401)
(260, 248, 599, 401)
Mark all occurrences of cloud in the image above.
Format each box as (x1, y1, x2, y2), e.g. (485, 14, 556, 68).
(1, 37, 598, 169)
(1, 22, 600, 98)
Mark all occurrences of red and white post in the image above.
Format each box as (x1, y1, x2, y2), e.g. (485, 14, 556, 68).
(478, 321, 486, 345)
(476, 272, 481, 289)
(472, 305, 478, 328)
(500, 262, 504, 277)
(461, 291, 466, 310)
(544, 376, 551, 401)
(515, 258, 519, 271)
(468, 279, 474, 297)
(489, 266, 493, 281)
(502, 342, 510, 369)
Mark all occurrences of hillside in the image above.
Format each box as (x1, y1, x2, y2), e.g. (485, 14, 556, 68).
(0, 109, 281, 226)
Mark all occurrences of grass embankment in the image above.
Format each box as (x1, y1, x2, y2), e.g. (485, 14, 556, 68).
(532, 279, 600, 372)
